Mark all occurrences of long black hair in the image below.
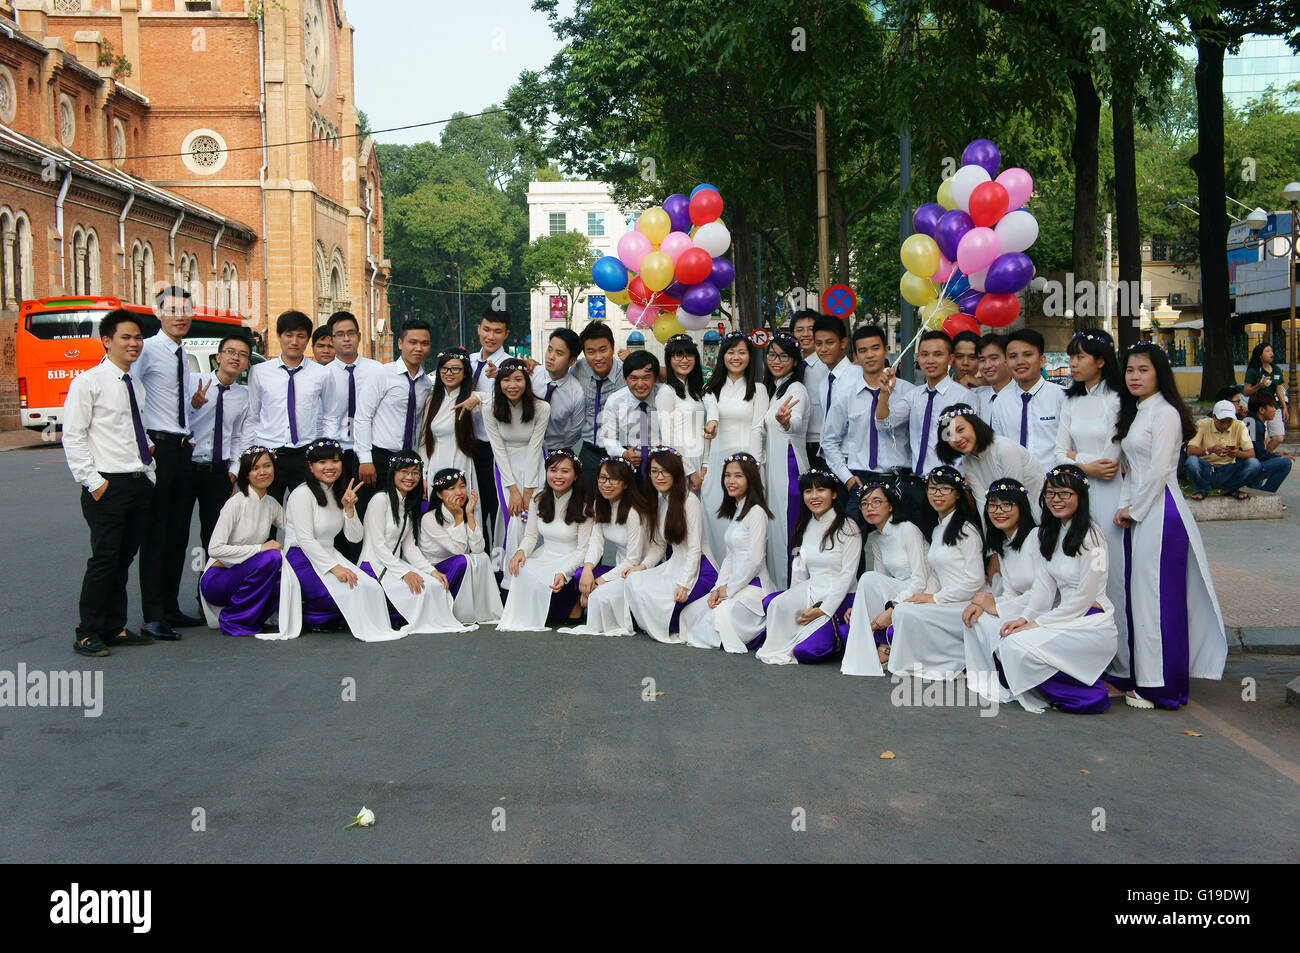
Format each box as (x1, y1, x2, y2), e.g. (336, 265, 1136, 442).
(235, 445, 276, 497)
(983, 477, 1036, 555)
(924, 465, 982, 548)
(1247, 341, 1273, 372)
(856, 480, 907, 538)
(645, 447, 689, 546)
(705, 331, 761, 402)
(1038, 464, 1094, 559)
(663, 334, 705, 401)
(304, 439, 346, 507)
(535, 449, 587, 524)
(715, 452, 774, 521)
(423, 348, 478, 458)
(381, 451, 425, 546)
(492, 358, 536, 424)
(591, 457, 649, 526)
(1065, 328, 1130, 444)
(1117, 343, 1195, 442)
(765, 333, 805, 401)
(934, 403, 994, 465)
(792, 469, 853, 553)
(427, 467, 466, 526)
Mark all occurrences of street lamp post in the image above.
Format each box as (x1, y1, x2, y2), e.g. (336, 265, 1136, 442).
(1285, 183, 1300, 430)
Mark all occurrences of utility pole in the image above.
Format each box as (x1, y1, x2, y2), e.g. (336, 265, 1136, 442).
(816, 103, 831, 296)
(1104, 212, 1113, 336)
(456, 262, 464, 347)
(897, 0, 915, 380)
(756, 231, 764, 327)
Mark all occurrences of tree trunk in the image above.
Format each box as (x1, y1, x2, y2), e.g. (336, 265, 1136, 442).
(828, 173, 851, 286)
(1192, 29, 1234, 400)
(1069, 68, 1101, 332)
(730, 203, 757, 332)
(1112, 83, 1142, 352)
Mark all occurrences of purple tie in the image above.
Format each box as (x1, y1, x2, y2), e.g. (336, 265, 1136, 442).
(213, 383, 228, 463)
(638, 400, 650, 481)
(175, 345, 187, 430)
(594, 377, 606, 434)
(123, 373, 152, 466)
(867, 386, 880, 470)
(283, 364, 301, 445)
(825, 371, 836, 414)
(473, 357, 488, 383)
(346, 364, 357, 420)
(545, 381, 557, 402)
(914, 388, 937, 476)
(402, 374, 418, 451)
(1019, 391, 1032, 447)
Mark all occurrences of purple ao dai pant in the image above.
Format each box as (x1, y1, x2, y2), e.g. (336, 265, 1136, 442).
(995, 607, 1111, 714)
(760, 591, 855, 663)
(199, 550, 282, 637)
(667, 555, 718, 635)
(286, 547, 357, 628)
(358, 561, 422, 627)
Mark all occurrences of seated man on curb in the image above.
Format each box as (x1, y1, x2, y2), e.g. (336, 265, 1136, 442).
(1245, 392, 1293, 496)
(1185, 399, 1260, 501)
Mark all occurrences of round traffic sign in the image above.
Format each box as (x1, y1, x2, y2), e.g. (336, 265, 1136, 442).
(822, 284, 857, 317)
(749, 328, 771, 348)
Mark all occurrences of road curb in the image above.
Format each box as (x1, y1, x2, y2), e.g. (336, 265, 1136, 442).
(1288, 677, 1300, 709)
(1229, 627, 1300, 655)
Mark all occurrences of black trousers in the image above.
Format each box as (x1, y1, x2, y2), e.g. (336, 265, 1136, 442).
(79, 473, 152, 638)
(806, 440, 826, 472)
(336, 448, 365, 564)
(269, 446, 309, 504)
(140, 439, 196, 621)
(194, 463, 235, 556)
(578, 441, 604, 497)
(471, 440, 499, 535)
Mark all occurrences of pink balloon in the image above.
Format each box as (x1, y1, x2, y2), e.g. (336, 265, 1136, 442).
(626, 302, 658, 329)
(930, 254, 954, 283)
(617, 231, 652, 272)
(995, 168, 1034, 210)
(956, 227, 999, 275)
(967, 267, 989, 292)
(658, 231, 694, 263)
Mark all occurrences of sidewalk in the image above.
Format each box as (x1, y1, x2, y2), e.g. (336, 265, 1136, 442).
(0, 428, 53, 451)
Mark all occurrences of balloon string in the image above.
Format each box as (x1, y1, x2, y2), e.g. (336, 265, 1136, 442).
(891, 324, 926, 370)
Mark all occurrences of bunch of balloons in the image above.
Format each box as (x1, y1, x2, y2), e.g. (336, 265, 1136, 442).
(898, 138, 1039, 338)
(590, 184, 737, 343)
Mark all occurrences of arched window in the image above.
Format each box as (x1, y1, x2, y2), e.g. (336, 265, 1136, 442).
(142, 244, 155, 305)
(71, 227, 86, 294)
(13, 214, 32, 303)
(130, 241, 143, 304)
(86, 230, 100, 294)
(220, 263, 239, 313)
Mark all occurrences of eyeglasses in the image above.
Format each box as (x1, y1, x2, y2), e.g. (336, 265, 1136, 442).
(596, 474, 622, 485)
(219, 348, 250, 358)
(332, 329, 359, 339)
(1044, 489, 1077, 502)
(648, 467, 669, 478)
(926, 484, 957, 495)
(767, 352, 793, 362)
(986, 501, 1016, 514)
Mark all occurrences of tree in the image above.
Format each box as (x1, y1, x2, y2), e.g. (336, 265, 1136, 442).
(521, 231, 599, 327)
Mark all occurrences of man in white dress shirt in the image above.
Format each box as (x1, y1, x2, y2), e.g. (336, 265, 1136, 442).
(574, 321, 626, 494)
(468, 308, 512, 532)
(241, 310, 337, 502)
(822, 324, 911, 496)
(134, 285, 200, 638)
(322, 310, 384, 560)
(598, 350, 674, 485)
(972, 332, 1013, 419)
(950, 330, 982, 389)
(355, 317, 433, 485)
(532, 327, 585, 455)
(989, 328, 1065, 474)
(188, 332, 251, 557)
(810, 314, 854, 468)
(884, 329, 974, 477)
(791, 309, 827, 464)
(63, 310, 158, 656)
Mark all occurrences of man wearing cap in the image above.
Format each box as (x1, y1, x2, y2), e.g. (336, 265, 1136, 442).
(1184, 400, 1261, 501)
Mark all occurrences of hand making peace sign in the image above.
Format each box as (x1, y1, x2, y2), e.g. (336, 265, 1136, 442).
(341, 478, 361, 517)
(774, 394, 800, 431)
(190, 379, 211, 409)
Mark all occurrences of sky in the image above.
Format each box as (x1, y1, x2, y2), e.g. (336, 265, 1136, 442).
(349, 0, 568, 147)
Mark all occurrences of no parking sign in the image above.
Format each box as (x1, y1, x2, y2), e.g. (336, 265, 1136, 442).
(821, 284, 857, 317)
(749, 328, 771, 348)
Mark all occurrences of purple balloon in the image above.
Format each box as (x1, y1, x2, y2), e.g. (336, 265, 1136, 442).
(706, 257, 735, 289)
(912, 203, 945, 238)
(664, 280, 688, 300)
(663, 193, 691, 233)
(681, 282, 722, 316)
(957, 289, 984, 315)
(934, 210, 974, 262)
(984, 252, 1034, 295)
(962, 138, 1002, 178)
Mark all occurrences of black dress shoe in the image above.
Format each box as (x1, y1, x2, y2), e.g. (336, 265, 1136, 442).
(164, 611, 206, 628)
(102, 628, 154, 646)
(142, 620, 182, 641)
(74, 635, 110, 657)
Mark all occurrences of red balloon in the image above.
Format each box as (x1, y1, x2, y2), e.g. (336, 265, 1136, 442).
(688, 189, 723, 226)
(675, 247, 713, 285)
(941, 313, 980, 338)
(650, 291, 680, 313)
(975, 292, 1020, 327)
(628, 275, 650, 306)
(968, 181, 1010, 228)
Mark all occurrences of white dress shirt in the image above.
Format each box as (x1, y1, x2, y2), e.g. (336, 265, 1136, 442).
(531, 365, 585, 453)
(324, 355, 384, 450)
(989, 376, 1066, 473)
(242, 356, 338, 450)
(188, 373, 249, 473)
(62, 358, 157, 492)
(887, 375, 972, 475)
(813, 354, 855, 434)
(598, 383, 675, 459)
(207, 490, 284, 566)
(469, 346, 511, 440)
(974, 380, 1013, 421)
(573, 354, 627, 446)
(821, 372, 911, 480)
(135, 330, 191, 435)
(801, 353, 828, 441)
(354, 359, 434, 462)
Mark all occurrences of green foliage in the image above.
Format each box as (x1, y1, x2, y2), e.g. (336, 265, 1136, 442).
(97, 38, 133, 80)
(521, 231, 599, 327)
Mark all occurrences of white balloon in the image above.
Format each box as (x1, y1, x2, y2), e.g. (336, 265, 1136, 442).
(676, 311, 712, 331)
(967, 267, 989, 292)
(950, 163, 992, 213)
(693, 220, 731, 257)
(994, 209, 1039, 254)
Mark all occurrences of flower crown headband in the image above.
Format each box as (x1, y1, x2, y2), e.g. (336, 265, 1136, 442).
(927, 466, 968, 488)
(719, 330, 749, 346)
(648, 445, 682, 457)
(428, 469, 464, 491)
(545, 448, 580, 468)
(437, 348, 471, 364)
(1045, 464, 1089, 488)
(769, 332, 800, 352)
(306, 438, 342, 454)
(666, 333, 696, 346)
(496, 357, 528, 374)
(724, 452, 757, 465)
(1071, 329, 1113, 347)
(987, 478, 1026, 495)
(805, 468, 840, 484)
(387, 452, 423, 472)
(937, 406, 975, 428)
(240, 444, 276, 461)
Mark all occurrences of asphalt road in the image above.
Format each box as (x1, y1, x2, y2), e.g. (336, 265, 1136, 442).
(2, 446, 1297, 863)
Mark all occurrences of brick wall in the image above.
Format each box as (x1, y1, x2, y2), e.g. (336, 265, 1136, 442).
(0, 318, 18, 432)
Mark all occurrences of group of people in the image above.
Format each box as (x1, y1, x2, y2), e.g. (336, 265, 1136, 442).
(64, 291, 1232, 714)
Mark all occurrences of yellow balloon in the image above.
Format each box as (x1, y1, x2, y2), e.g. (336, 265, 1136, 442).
(900, 233, 941, 278)
(900, 272, 939, 308)
(638, 207, 671, 244)
(920, 297, 958, 326)
(607, 288, 630, 307)
(640, 251, 675, 292)
(937, 177, 957, 211)
(653, 313, 685, 343)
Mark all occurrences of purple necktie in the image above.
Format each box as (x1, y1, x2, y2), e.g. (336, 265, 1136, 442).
(638, 400, 650, 481)
(346, 364, 357, 420)
(402, 374, 418, 451)
(213, 383, 228, 463)
(867, 386, 880, 470)
(283, 364, 301, 445)
(544, 381, 556, 402)
(594, 377, 606, 434)
(1019, 391, 1032, 447)
(914, 388, 937, 476)
(123, 373, 152, 466)
(175, 345, 187, 430)
(825, 371, 836, 414)
(473, 357, 487, 383)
